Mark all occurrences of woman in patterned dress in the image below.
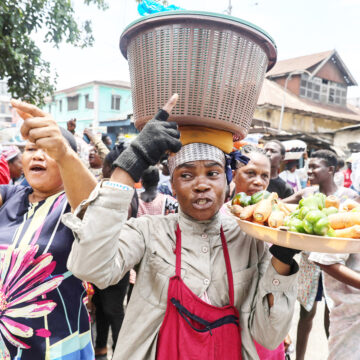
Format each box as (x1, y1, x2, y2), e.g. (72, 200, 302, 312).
(0, 100, 97, 359)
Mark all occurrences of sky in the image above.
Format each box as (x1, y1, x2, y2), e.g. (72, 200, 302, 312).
(35, 0, 360, 98)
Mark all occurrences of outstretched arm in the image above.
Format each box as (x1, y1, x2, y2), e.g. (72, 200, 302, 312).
(65, 95, 182, 285)
(317, 262, 360, 289)
(11, 99, 97, 210)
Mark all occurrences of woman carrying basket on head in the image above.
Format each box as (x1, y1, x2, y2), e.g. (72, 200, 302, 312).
(65, 93, 299, 360)
(65, 8, 299, 360)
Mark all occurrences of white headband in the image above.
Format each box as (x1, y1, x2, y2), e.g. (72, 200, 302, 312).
(168, 143, 225, 176)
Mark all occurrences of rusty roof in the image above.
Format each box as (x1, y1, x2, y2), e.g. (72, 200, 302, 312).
(257, 79, 360, 122)
(267, 50, 333, 77)
(267, 50, 357, 86)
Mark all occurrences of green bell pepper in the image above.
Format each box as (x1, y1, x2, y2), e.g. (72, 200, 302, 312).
(302, 219, 314, 234)
(314, 193, 326, 210)
(250, 190, 271, 205)
(301, 196, 321, 210)
(313, 217, 330, 236)
(305, 210, 325, 225)
(289, 218, 306, 233)
(299, 206, 311, 220)
(322, 207, 338, 216)
(232, 192, 252, 207)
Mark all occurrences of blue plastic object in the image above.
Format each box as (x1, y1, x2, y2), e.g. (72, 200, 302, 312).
(137, 0, 183, 16)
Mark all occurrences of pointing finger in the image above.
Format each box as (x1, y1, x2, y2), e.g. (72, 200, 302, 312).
(153, 94, 179, 122)
(162, 94, 178, 114)
(11, 99, 47, 118)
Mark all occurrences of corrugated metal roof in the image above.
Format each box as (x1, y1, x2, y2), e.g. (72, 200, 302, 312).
(267, 50, 333, 77)
(267, 50, 357, 86)
(257, 79, 360, 122)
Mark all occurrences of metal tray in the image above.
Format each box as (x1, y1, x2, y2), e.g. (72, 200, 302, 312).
(226, 210, 360, 253)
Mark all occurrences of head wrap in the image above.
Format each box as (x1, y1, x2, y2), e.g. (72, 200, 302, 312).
(168, 126, 249, 183)
(2, 146, 21, 161)
(168, 143, 249, 184)
(168, 143, 225, 175)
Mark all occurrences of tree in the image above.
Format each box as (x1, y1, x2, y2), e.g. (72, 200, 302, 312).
(0, 0, 108, 105)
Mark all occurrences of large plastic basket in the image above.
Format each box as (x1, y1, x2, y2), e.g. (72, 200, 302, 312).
(120, 11, 277, 138)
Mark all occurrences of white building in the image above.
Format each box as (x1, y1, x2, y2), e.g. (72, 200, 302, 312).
(0, 79, 12, 126)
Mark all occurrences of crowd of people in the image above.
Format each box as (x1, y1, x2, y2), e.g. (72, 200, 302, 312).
(0, 97, 359, 360)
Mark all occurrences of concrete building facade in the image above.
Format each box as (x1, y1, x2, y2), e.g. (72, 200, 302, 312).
(44, 80, 136, 143)
(255, 50, 360, 135)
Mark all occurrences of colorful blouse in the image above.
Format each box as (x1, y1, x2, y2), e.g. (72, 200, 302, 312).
(0, 185, 93, 360)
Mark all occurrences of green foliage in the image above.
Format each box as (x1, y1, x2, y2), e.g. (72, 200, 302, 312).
(0, 0, 108, 105)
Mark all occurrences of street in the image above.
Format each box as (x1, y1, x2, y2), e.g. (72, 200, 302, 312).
(289, 299, 328, 359)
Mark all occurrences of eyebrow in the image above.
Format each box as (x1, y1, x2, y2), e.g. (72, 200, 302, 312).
(177, 161, 223, 169)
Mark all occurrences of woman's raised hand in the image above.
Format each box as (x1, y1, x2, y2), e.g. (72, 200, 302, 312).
(11, 99, 71, 162)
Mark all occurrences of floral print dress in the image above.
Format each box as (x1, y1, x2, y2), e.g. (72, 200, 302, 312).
(0, 185, 93, 360)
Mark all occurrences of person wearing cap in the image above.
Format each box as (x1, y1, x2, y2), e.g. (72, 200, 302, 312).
(65, 95, 299, 360)
(2, 145, 24, 184)
(0, 100, 97, 359)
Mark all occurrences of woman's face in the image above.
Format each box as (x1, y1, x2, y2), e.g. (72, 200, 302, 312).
(22, 142, 64, 194)
(233, 152, 270, 195)
(89, 147, 103, 169)
(171, 160, 227, 221)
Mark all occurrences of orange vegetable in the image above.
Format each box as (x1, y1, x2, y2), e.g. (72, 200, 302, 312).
(334, 225, 360, 239)
(342, 199, 360, 212)
(268, 209, 285, 228)
(277, 201, 291, 216)
(230, 204, 243, 217)
(253, 198, 273, 223)
(328, 212, 360, 229)
(325, 195, 340, 209)
(239, 204, 257, 220)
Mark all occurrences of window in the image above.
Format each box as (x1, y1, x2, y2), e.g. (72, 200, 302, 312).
(85, 94, 94, 109)
(67, 95, 79, 111)
(111, 95, 121, 110)
(59, 100, 62, 112)
(299, 74, 347, 107)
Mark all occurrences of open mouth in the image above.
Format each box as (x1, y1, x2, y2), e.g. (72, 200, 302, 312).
(29, 165, 46, 173)
(193, 198, 214, 210)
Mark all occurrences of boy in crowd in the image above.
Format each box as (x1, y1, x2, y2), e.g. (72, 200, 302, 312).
(264, 140, 294, 199)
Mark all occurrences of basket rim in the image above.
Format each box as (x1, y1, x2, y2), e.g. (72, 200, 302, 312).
(119, 10, 277, 70)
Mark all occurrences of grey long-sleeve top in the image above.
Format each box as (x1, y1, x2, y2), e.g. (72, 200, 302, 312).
(63, 183, 298, 360)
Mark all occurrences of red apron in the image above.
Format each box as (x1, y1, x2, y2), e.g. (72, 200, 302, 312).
(156, 225, 242, 359)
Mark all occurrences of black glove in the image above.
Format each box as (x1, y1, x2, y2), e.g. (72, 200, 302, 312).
(269, 245, 301, 266)
(113, 109, 181, 182)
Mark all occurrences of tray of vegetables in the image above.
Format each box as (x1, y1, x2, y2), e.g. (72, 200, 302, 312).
(227, 191, 360, 253)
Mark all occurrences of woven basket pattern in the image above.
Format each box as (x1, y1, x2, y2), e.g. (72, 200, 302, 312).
(126, 20, 269, 136)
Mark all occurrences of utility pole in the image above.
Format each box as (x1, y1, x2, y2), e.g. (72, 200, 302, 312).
(225, 0, 232, 15)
